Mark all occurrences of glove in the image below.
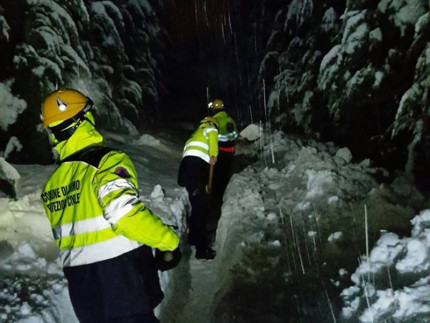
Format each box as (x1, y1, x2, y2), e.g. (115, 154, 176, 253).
(154, 245, 181, 271)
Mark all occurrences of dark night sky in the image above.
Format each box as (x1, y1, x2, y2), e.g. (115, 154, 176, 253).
(160, 0, 243, 124)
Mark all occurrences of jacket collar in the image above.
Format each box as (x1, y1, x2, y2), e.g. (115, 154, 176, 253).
(55, 121, 104, 161)
(214, 111, 227, 118)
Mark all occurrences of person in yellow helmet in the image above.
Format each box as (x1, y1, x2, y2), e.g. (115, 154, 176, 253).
(40, 88, 179, 323)
(177, 116, 219, 259)
(207, 99, 238, 241)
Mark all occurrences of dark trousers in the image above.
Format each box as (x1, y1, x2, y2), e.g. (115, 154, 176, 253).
(178, 156, 210, 248)
(187, 187, 210, 248)
(208, 151, 234, 238)
(63, 246, 162, 323)
(212, 151, 234, 201)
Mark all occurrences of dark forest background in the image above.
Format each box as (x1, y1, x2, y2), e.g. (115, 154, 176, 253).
(0, 0, 429, 191)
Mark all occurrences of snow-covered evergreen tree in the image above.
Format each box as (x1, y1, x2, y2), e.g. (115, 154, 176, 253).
(0, 0, 167, 162)
(240, 0, 430, 181)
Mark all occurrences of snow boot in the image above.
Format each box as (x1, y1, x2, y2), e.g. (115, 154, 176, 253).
(195, 246, 216, 260)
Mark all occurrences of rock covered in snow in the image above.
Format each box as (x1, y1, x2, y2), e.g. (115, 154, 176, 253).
(133, 134, 162, 147)
(150, 184, 165, 201)
(239, 124, 260, 141)
(335, 147, 353, 164)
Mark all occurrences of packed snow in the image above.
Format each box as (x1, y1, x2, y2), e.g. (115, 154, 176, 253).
(202, 128, 428, 321)
(342, 210, 430, 322)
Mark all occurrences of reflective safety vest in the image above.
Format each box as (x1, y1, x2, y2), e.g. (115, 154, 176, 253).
(41, 123, 178, 267)
(213, 111, 238, 152)
(183, 120, 218, 163)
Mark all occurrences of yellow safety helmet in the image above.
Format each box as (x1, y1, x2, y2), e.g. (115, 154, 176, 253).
(41, 89, 92, 128)
(42, 89, 94, 143)
(201, 116, 219, 128)
(208, 99, 224, 110)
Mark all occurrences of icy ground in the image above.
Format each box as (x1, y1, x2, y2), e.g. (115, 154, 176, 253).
(1, 125, 430, 322)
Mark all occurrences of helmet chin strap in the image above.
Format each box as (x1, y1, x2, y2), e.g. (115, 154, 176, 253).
(48, 99, 94, 143)
(50, 121, 81, 142)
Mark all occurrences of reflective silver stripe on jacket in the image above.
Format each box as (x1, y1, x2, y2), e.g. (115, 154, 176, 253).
(52, 215, 110, 239)
(183, 149, 210, 163)
(98, 178, 136, 201)
(203, 127, 218, 139)
(104, 194, 139, 225)
(61, 235, 142, 267)
(218, 131, 238, 142)
(183, 141, 209, 151)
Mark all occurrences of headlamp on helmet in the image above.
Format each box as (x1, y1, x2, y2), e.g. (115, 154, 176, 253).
(42, 89, 94, 144)
(208, 99, 224, 110)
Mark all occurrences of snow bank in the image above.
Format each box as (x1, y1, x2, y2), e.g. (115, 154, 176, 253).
(342, 210, 430, 322)
(0, 189, 72, 322)
(0, 158, 20, 184)
(144, 184, 187, 231)
(211, 129, 424, 321)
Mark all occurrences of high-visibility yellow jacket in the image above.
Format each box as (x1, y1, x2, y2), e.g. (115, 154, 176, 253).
(213, 111, 238, 143)
(183, 119, 218, 163)
(41, 121, 179, 267)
